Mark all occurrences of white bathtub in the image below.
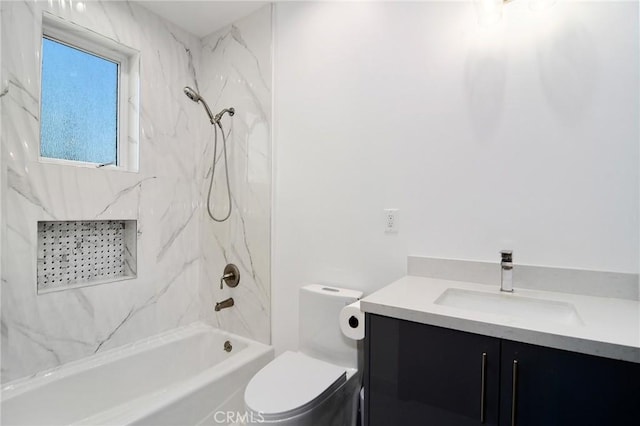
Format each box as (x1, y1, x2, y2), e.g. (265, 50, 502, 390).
(1, 322, 274, 426)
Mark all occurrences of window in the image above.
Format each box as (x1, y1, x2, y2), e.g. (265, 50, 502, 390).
(40, 13, 140, 171)
(41, 38, 118, 165)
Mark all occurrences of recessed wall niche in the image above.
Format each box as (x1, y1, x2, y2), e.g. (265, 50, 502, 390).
(37, 220, 137, 293)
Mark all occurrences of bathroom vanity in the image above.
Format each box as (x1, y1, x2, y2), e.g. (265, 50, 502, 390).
(360, 275, 640, 426)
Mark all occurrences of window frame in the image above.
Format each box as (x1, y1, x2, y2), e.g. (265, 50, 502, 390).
(39, 13, 139, 172)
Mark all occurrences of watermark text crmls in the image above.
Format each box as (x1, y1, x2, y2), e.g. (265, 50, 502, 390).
(213, 410, 265, 424)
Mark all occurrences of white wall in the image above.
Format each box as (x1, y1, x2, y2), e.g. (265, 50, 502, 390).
(273, 1, 639, 354)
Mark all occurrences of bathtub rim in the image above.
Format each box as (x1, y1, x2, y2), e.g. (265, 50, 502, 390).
(1, 321, 272, 400)
(71, 332, 274, 426)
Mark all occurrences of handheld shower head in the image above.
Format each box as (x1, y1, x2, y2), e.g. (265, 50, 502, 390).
(183, 86, 214, 123)
(183, 86, 200, 102)
(184, 87, 235, 127)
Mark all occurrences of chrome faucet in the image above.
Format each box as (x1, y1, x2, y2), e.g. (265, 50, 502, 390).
(500, 250, 513, 292)
(215, 297, 235, 311)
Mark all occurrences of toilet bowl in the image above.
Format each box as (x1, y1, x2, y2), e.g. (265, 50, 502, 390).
(244, 284, 363, 425)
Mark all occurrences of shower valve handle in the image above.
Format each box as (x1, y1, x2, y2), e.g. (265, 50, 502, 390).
(220, 273, 233, 289)
(220, 264, 240, 290)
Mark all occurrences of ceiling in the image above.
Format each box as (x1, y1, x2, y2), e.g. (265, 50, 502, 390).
(135, 1, 269, 38)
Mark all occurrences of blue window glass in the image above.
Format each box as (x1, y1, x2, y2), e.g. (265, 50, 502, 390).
(40, 37, 118, 165)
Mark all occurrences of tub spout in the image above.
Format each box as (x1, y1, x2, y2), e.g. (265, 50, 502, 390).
(215, 297, 234, 311)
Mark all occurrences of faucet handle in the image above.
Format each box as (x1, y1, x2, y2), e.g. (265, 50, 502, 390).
(220, 264, 240, 290)
(500, 250, 513, 263)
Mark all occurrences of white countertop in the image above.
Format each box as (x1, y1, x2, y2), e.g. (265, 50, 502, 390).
(360, 276, 640, 363)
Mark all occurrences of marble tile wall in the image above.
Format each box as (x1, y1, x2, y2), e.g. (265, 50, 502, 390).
(197, 6, 272, 345)
(0, 0, 208, 382)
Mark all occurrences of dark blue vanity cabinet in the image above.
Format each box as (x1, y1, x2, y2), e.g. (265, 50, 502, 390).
(365, 314, 501, 426)
(364, 314, 640, 426)
(499, 340, 640, 426)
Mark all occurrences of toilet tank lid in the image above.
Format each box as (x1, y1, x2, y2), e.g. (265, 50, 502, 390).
(244, 351, 347, 418)
(300, 284, 363, 301)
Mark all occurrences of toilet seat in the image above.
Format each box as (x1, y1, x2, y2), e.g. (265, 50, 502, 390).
(244, 351, 347, 420)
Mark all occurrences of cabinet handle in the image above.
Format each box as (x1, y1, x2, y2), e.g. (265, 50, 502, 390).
(480, 352, 487, 424)
(511, 360, 519, 426)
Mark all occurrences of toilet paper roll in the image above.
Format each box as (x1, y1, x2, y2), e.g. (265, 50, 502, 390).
(340, 301, 365, 340)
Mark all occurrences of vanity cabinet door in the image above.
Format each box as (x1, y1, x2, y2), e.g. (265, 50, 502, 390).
(366, 314, 501, 426)
(499, 340, 640, 426)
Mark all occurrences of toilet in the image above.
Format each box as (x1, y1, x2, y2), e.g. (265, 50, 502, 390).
(244, 284, 363, 425)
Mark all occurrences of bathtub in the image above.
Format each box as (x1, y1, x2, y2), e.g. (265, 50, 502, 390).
(1, 322, 274, 426)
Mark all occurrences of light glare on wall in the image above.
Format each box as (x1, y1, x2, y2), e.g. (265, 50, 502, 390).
(476, 0, 557, 26)
(475, 0, 503, 27)
(529, 0, 557, 12)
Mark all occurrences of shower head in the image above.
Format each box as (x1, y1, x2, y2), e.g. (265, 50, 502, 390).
(184, 86, 235, 126)
(183, 86, 201, 102)
(184, 86, 214, 123)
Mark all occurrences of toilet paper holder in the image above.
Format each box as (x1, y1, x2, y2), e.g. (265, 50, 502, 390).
(340, 300, 365, 340)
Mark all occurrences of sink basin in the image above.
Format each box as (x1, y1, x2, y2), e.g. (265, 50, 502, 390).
(434, 288, 583, 326)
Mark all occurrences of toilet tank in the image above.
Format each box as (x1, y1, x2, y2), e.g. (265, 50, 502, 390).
(299, 284, 363, 370)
